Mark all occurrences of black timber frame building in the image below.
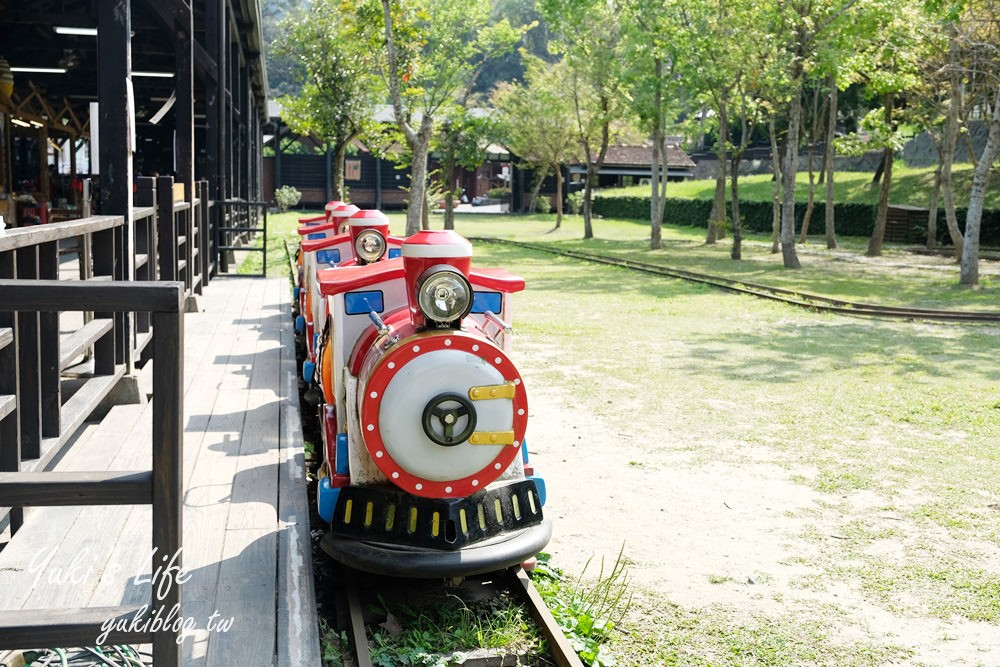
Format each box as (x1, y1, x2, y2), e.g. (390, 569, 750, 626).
(0, 0, 268, 229)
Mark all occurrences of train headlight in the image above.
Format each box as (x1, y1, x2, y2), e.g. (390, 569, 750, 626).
(417, 269, 473, 325)
(355, 230, 387, 263)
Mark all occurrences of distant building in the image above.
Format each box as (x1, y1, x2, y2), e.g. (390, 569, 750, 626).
(513, 144, 697, 212)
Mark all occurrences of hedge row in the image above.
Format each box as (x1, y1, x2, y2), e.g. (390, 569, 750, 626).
(591, 195, 1000, 245)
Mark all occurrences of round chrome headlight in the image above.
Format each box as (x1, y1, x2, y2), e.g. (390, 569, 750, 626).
(417, 269, 473, 325)
(355, 229, 387, 263)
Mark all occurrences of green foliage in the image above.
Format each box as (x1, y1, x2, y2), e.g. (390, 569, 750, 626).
(366, 591, 539, 666)
(567, 190, 585, 215)
(534, 196, 552, 213)
(274, 185, 302, 212)
(491, 53, 579, 177)
(275, 0, 380, 144)
(486, 186, 512, 201)
(531, 549, 633, 667)
(592, 193, 1000, 245)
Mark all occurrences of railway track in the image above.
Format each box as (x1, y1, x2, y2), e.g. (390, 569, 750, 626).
(471, 238, 1000, 324)
(334, 564, 584, 667)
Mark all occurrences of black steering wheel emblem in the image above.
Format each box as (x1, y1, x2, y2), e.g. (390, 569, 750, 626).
(422, 392, 477, 446)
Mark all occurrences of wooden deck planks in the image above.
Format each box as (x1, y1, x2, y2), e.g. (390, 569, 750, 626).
(0, 276, 317, 666)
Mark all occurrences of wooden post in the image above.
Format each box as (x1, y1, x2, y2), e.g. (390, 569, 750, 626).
(156, 176, 177, 282)
(0, 250, 22, 534)
(134, 177, 156, 334)
(14, 247, 40, 459)
(98, 0, 135, 369)
(151, 293, 184, 667)
(37, 242, 60, 438)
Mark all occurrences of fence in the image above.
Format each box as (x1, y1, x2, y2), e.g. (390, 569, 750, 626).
(213, 199, 268, 276)
(0, 174, 209, 536)
(0, 280, 185, 665)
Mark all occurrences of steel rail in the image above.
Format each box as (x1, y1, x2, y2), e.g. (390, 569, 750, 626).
(337, 565, 584, 667)
(471, 238, 1000, 323)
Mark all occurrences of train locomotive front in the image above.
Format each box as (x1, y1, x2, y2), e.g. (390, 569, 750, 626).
(318, 230, 550, 577)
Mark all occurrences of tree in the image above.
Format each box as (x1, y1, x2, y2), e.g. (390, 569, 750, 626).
(348, 0, 523, 235)
(540, 0, 628, 239)
(491, 54, 578, 229)
(620, 0, 687, 250)
(770, 0, 860, 268)
(853, 1, 926, 257)
(275, 0, 380, 202)
(674, 0, 742, 246)
(432, 105, 495, 230)
(956, 0, 1000, 286)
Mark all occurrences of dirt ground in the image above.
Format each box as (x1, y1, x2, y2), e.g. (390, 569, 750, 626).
(523, 380, 1000, 667)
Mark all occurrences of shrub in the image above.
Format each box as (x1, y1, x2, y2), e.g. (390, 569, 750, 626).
(567, 191, 585, 215)
(274, 185, 302, 212)
(486, 186, 512, 201)
(534, 196, 552, 213)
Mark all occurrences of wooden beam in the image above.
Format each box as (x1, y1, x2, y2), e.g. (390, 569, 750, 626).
(0, 471, 153, 506)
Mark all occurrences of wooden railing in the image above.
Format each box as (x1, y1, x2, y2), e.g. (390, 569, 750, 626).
(136, 176, 213, 301)
(0, 280, 184, 666)
(213, 199, 268, 276)
(0, 175, 212, 536)
(0, 215, 128, 538)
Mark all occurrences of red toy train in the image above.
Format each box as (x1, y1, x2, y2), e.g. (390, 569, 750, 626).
(293, 210, 549, 577)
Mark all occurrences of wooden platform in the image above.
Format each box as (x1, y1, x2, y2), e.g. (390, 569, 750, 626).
(0, 276, 320, 666)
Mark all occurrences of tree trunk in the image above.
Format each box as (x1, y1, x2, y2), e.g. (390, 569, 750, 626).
(927, 160, 941, 249)
(421, 192, 430, 230)
(407, 135, 431, 235)
(780, 88, 802, 268)
(799, 143, 816, 243)
(731, 158, 742, 260)
(866, 95, 894, 257)
(799, 85, 822, 244)
(650, 61, 666, 251)
(960, 85, 1000, 286)
(332, 140, 349, 202)
(582, 167, 595, 239)
(707, 97, 729, 244)
(941, 27, 965, 258)
(443, 150, 456, 231)
(824, 75, 838, 249)
(770, 115, 782, 254)
(554, 163, 564, 229)
(527, 165, 548, 214)
(871, 152, 885, 185)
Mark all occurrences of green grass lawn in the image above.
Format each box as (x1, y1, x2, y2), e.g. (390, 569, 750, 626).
(470, 239, 1000, 666)
(267, 208, 999, 311)
(600, 164, 1000, 210)
(270, 207, 1000, 665)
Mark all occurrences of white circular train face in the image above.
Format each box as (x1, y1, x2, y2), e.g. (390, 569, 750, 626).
(359, 332, 528, 498)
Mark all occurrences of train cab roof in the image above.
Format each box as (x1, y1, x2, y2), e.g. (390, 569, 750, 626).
(301, 233, 351, 253)
(297, 222, 339, 236)
(318, 262, 406, 296)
